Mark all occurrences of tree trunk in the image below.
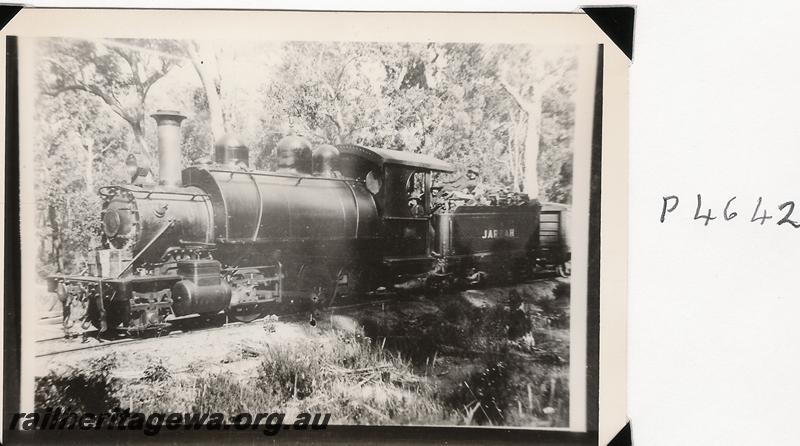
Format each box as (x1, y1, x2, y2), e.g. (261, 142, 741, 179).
(334, 106, 345, 144)
(202, 75, 226, 145)
(48, 204, 63, 272)
(499, 79, 544, 198)
(508, 127, 520, 193)
(522, 94, 543, 199)
(82, 139, 94, 193)
(131, 123, 154, 168)
(186, 42, 226, 151)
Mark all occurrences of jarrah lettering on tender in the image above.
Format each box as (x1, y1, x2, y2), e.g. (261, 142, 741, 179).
(481, 228, 517, 239)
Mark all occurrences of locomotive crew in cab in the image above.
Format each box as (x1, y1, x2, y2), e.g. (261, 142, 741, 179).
(440, 167, 480, 195)
(437, 166, 486, 208)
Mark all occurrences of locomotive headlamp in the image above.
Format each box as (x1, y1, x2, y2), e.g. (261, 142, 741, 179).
(102, 209, 122, 237)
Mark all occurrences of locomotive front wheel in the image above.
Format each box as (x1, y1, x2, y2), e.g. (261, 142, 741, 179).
(87, 301, 128, 332)
(556, 260, 572, 278)
(226, 307, 264, 323)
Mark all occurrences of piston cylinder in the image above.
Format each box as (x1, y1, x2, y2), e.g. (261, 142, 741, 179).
(171, 259, 231, 316)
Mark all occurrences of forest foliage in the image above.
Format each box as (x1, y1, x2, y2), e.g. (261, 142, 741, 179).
(34, 38, 578, 273)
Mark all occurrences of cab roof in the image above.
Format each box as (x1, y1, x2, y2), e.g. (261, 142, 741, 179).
(338, 144, 455, 173)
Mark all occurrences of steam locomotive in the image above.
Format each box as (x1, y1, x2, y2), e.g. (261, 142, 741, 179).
(46, 110, 570, 333)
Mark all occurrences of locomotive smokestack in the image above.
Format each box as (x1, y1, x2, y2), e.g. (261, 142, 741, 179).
(151, 110, 187, 187)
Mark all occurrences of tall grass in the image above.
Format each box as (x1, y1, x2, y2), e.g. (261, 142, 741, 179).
(37, 284, 571, 427)
(35, 354, 120, 413)
(252, 331, 453, 424)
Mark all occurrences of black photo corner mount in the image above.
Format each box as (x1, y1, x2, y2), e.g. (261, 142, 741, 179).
(0, 5, 21, 32)
(607, 421, 632, 446)
(583, 6, 635, 61)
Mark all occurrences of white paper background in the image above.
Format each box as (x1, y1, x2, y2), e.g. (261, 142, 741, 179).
(5, 1, 800, 445)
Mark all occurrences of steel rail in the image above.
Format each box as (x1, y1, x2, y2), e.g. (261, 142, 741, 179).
(34, 298, 394, 358)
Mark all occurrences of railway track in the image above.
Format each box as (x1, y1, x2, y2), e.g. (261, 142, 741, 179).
(35, 298, 394, 359)
(35, 276, 558, 359)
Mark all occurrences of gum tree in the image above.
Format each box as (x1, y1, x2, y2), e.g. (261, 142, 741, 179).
(39, 38, 180, 166)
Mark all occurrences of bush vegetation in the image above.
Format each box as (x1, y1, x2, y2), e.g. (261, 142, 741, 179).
(35, 354, 120, 413)
(35, 285, 570, 427)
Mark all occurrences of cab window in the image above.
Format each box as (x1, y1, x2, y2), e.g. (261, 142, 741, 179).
(406, 171, 426, 217)
(365, 169, 383, 195)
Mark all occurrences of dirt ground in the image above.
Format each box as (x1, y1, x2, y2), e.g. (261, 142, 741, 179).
(34, 278, 571, 427)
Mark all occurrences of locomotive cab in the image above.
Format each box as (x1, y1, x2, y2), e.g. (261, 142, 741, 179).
(337, 143, 544, 287)
(338, 144, 455, 276)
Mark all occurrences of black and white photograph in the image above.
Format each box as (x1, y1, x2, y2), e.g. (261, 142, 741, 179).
(5, 9, 629, 444)
(10, 2, 800, 446)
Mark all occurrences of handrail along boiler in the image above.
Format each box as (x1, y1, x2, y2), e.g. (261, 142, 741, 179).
(47, 110, 571, 332)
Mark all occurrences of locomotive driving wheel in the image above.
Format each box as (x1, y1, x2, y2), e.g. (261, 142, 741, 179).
(298, 264, 337, 308)
(297, 264, 340, 327)
(226, 269, 272, 323)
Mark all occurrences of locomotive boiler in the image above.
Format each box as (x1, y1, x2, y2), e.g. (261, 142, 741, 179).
(48, 110, 569, 334)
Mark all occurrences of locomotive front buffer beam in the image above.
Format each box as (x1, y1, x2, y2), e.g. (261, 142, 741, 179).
(46, 259, 287, 332)
(46, 274, 182, 334)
